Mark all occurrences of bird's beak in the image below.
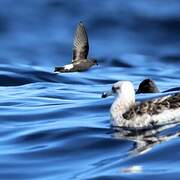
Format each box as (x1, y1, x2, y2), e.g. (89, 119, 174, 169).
(101, 90, 113, 98)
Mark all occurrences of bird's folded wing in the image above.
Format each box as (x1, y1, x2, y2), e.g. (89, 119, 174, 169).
(123, 93, 180, 120)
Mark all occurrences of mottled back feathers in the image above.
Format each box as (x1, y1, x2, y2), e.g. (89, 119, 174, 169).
(123, 93, 180, 120)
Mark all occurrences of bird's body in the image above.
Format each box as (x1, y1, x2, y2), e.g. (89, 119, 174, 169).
(102, 81, 180, 130)
(136, 79, 160, 94)
(136, 78, 180, 94)
(54, 22, 97, 73)
(54, 59, 96, 73)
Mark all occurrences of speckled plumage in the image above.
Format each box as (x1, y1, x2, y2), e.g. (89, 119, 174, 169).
(123, 93, 180, 119)
(102, 81, 180, 130)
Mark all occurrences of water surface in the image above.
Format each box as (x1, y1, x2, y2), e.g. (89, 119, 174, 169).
(0, 1, 180, 179)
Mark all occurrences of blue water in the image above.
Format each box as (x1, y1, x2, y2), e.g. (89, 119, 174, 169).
(0, 1, 180, 179)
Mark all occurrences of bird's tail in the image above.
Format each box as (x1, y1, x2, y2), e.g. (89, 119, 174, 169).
(54, 67, 66, 72)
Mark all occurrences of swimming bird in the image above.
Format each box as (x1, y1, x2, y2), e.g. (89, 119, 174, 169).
(102, 81, 180, 130)
(136, 79, 160, 94)
(54, 22, 98, 73)
(136, 78, 180, 94)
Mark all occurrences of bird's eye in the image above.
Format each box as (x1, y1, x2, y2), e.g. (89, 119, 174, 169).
(112, 86, 116, 92)
(112, 86, 120, 92)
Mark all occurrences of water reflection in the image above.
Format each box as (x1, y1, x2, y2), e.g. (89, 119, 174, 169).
(113, 123, 180, 155)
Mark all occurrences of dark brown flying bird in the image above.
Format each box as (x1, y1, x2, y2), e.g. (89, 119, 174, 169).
(54, 22, 98, 73)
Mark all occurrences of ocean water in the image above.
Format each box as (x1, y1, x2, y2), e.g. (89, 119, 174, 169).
(0, 0, 180, 179)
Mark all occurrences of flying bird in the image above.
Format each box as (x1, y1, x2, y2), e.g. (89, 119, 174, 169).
(54, 22, 98, 73)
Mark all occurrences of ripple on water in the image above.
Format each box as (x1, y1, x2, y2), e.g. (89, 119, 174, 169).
(0, 0, 180, 179)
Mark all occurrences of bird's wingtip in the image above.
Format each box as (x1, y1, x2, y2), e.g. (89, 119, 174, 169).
(78, 21, 84, 26)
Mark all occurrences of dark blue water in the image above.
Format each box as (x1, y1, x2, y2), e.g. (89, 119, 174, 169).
(0, 1, 180, 179)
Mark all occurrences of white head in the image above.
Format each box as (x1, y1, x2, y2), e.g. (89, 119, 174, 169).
(102, 81, 135, 98)
(102, 81, 136, 123)
(102, 81, 135, 109)
(112, 81, 135, 105)
(113, 81, 134, 95)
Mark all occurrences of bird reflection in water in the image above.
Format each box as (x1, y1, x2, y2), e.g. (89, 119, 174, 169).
(113, 123, 180, 155)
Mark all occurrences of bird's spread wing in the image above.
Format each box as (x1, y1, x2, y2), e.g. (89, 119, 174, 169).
(72, 22, 89, 62)
(123, 93, 180, 120)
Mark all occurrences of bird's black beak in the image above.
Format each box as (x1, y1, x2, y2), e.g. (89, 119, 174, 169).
(101, 91, 113, 98)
